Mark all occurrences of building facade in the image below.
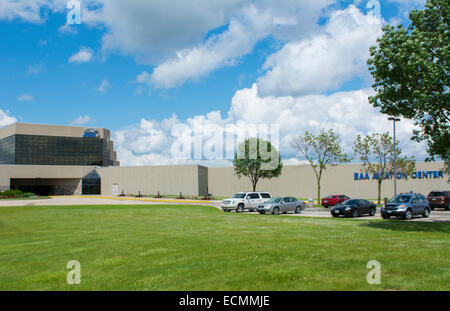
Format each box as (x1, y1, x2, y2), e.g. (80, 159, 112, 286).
(0, 123, 119, 166)
(0, 123, 448, 198)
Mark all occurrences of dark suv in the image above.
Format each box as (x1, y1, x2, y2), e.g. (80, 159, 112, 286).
(427, 191, 450, 210)
(381, 193, 431, 220)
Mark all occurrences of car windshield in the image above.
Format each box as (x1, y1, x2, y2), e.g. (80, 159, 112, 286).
(266, 197, 282, 203)
(232, 193, 246, 199)
(341, 199, 358, 206)
(389, 195, 412, 203)
(325, 195, 334, 199)
(429, 192, 444, 197)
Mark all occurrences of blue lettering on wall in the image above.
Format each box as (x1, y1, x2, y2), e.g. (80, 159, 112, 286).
(354, 170, 444, 181)
(83, 129, 99, 138)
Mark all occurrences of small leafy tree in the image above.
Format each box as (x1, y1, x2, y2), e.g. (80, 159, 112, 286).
(353, 133, 416, 203)
(291, 129, 349, 203)
(233, 137, 283, 192)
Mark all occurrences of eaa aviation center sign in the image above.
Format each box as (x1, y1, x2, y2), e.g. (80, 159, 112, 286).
(354, 170, 445, 181)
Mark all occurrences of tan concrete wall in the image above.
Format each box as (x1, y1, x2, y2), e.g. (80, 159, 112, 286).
(207, 162, 448, 200)
(0, 165, 94, 192)
(1, 162, 447, 199)
(97, 165, 201, 196)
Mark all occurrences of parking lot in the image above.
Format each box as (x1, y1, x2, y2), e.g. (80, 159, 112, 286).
(1, 195, 449, 223)
(247, 207, 450, 222)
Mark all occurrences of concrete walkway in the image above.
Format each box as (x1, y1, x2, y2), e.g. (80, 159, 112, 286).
(0, 195, 221, 207)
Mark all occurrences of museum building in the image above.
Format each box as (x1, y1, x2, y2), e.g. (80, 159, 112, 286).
(0, 123, 447, 198)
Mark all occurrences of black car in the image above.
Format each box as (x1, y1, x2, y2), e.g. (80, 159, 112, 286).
(331, 199, 377, 218)
(427, 191, 450, 210)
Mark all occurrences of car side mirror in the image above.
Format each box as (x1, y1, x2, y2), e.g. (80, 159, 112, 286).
(281, 201, 285, 204)
(412, 200, 417, 203)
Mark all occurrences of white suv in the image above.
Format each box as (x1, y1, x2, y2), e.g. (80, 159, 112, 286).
(221, 192, 272, 212)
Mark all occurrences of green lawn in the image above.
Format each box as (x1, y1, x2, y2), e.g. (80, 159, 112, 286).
(0, 205, 448, 291)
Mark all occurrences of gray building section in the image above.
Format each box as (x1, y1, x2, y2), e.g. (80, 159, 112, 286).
(0, 123, 119, 166)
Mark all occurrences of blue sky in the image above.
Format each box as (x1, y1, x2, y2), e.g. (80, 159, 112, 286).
(0, 0, 427, 166)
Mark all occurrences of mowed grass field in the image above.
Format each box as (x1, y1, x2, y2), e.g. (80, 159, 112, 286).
(0, 205, 449, 291)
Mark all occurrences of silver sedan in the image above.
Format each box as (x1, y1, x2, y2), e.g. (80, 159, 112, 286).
(257, 197, 306, 215)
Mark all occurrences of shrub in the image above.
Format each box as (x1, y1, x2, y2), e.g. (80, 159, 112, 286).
(3, 190, 23, 197)
(22, 192, 36, 197)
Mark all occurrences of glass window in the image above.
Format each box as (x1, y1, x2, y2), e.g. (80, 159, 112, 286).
(10, 134, 114, 166)
(248, 193, 260, 199)
(82, 170, 101, 195)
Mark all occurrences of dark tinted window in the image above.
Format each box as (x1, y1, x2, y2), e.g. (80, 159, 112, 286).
(429, 192, 444, 197)
(389, 195, 412, 203)
(13, 134, 109, 166)
(232, 193, 246, 198)
(82, 170, 101, 195)
(260, 193, 271, 198)
(343, 199, 359, 206)
(0, 135, 15, 164)
(248, 193, 260, 199)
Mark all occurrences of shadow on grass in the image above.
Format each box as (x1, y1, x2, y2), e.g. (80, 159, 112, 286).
(359, 220, 450, 233)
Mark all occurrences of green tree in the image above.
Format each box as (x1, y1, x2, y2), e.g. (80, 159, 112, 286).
(291, 129, 349, 203)
(233, 137, 283, 192)
(367, 0, 449, 172)
(353, 133, 416, 203)
(444, 160, 450, 183)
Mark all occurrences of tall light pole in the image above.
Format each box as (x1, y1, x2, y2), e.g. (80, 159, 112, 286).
(388, 117, 401, 196)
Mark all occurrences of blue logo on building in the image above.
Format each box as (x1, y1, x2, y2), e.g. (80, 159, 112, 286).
(83, 129, 99, 138)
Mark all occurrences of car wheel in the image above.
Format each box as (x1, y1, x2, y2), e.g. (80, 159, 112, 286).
(273, 207, 280, 215)
(431, 207, 435, 211)
(351, 209, 359, 218)
(423, 208, 430, 218)
(259, 211, 265, 215)
(236, 204, 244, 213)
(295, 206, 302, 214)
(369, 208, 376, 216)
(447, 204, 450, 211)
(404, 209, 412, 220)
(381, 213, 390, 219)
(332, 213, 339, 218)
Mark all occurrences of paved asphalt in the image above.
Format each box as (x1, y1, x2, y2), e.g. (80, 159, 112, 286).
(1, 196, 449, 223)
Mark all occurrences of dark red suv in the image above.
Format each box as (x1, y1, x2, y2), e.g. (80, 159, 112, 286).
(427, 191, 450, 210)
(322, 195, 350, 208)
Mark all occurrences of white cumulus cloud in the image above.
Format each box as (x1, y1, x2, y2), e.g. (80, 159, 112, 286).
(69, 47, 94, 64)
(256, 6, 383, 97)
(17, 94, 33, 101)
(71, 115, 93, 126)
(113, 84, 426, 166)
(0, 109, 17, 127)
(95, 79, 110, 93)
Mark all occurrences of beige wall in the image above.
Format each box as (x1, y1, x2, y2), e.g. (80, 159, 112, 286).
(0, 165, 94, 194)
(97, 165, 202, 196)
(0, 123, 108, 139)
(1, 162, 447, 199)
(207, 162, 448, 199)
